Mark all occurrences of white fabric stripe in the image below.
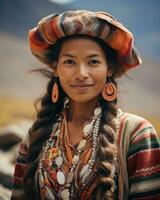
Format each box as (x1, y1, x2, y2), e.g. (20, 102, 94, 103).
(128, 147, 160, 159)
(130, 178, 160, 194)
(131, 121, 155, 142)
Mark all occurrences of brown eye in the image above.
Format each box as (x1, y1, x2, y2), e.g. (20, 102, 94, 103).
(89, 59, 101, 65)
(64, 59, 75, 65)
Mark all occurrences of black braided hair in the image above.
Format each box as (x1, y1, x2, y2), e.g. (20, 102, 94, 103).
(22, 35, 124, 199)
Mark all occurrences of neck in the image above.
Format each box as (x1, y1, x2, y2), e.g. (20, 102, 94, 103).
(67, 98, 99, 126)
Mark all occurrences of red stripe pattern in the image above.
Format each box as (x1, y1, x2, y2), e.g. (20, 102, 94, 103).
(11, 110, 160, 199)
(28, 10, 142, 71)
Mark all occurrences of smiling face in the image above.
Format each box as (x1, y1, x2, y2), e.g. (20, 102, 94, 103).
(55, 37, 111, 103)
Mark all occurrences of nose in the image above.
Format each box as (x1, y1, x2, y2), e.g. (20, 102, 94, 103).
(75, 63, 89, 81)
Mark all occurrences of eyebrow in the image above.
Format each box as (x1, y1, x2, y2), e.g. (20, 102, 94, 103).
(60, 53, 103, 58)
(87, 54, 102, 58)
(60, 54, 75, 58)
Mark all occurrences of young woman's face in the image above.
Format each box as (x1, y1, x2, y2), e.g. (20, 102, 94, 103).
(56, 37, 110, 103)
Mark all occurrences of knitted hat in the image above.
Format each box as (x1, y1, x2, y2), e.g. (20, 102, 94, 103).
(29, 10, 142, 72)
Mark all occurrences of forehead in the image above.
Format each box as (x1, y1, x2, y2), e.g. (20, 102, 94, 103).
(59, 37, 106, 56)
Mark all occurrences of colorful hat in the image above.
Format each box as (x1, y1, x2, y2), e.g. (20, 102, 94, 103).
(29, 10, 142, 72)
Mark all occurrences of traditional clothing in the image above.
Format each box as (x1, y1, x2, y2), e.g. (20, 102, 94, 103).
(29, 10, 141, 72)
(11, 109, 160, 199)
(11, 9, 160, 200)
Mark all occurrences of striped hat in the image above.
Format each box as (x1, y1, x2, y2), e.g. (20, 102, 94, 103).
(29, 10, 142, 72)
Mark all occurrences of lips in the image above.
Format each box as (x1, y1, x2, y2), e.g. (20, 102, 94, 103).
(70, 83, 94, 91)
(70, 84, 94, 87)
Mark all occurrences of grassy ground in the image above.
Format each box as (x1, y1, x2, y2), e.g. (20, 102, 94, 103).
(0, 97, 34, 127)
(0, 97, 159, 136)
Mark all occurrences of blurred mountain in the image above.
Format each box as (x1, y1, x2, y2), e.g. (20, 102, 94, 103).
(0, 0, 68, 38)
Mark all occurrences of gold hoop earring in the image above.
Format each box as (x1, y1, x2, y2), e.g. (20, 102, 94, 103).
(52, 82, 59, 103)
(102, 79, 117, 101)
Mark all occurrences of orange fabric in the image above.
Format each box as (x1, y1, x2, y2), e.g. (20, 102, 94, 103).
(107, 29, 131, 56)
(29, 28, 49, 51)
(83, 144, 92, 164)
(50, 16, 63, 39)
(62, 112, 97, 198)
(28, 10, 142, 71)
(40, 18, 57, 43)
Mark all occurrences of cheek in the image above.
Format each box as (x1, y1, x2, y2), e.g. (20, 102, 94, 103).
(57, 67, 67, 82)
(58, 76, 68, 90)
(95, 69, 107, 83)
(58, 77, 71, 97)
(57, 69, 71, 92)
(97, 77, 107, 90)
(57, 64, 73, 78)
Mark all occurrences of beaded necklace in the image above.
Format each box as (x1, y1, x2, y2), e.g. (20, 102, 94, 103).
(38, 106, 102, 200)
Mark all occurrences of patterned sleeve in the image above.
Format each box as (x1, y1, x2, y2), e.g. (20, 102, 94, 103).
(11, 133, 30, 199)
(127, 117, 160, 199)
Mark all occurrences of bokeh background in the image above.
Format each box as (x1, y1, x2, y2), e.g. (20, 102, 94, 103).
(1, 0, 160, 129)
(0, 0, 160, 198)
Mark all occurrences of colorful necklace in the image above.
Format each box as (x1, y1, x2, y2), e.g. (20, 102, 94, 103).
(38, 106, 102, 200)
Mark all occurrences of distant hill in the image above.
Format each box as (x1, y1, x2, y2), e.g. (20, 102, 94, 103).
(0, 0, 68, 38)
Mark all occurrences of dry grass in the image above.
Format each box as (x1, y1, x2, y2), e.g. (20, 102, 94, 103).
(0, 97, 34, 127)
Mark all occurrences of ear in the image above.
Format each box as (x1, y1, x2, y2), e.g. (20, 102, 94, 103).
(53, 67, 58, 77)
(51, 61, 59, 77)
(107, 68, 113, 77)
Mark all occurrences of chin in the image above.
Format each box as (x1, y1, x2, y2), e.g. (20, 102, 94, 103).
(69, 95, 99, 104)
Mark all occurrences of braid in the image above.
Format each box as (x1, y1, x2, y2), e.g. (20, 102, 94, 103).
(87, 36, 122, 200)
(94, 81, 118, 200)
(21, 35, 122, 199)
(23, 72, 66, 199)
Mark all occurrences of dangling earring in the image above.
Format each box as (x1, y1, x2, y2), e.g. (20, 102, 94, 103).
(102, 78, 117, 101)
(52, 79, 59, 103)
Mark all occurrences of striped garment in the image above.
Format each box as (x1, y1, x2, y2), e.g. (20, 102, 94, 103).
(11, 109, 160, 199)
(29, 10, 142, 71)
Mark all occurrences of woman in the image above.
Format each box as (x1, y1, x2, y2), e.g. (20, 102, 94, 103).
(11, 10, 160, 200)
